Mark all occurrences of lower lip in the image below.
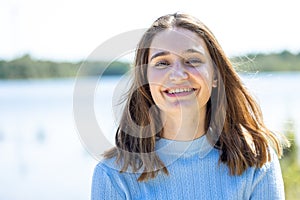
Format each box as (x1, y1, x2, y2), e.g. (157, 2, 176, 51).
(165, 90, 195, 97)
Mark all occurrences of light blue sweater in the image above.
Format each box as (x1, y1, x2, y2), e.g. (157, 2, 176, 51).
(91, 135, 285, 200)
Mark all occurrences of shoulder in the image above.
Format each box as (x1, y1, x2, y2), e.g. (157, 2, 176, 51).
(94, 156, 122, 176)
(248, 147, 285, 199)
(255, 147, 281, 174)
(93, 155, 138, 181)
(247, 147, 282, 182)
(92, 156, 142, 200)
(92, 157, 127, 200)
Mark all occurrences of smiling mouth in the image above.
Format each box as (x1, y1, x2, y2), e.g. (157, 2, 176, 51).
(167, 88, 194, 94)
(164, 88, 196, 96)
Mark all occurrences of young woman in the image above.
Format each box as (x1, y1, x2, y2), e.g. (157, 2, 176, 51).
(91, 13, 287, 200)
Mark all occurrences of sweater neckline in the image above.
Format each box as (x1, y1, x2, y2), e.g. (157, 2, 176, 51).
(155, 134, 214, 158)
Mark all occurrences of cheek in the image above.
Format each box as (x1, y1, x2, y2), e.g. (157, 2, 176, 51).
(147, 68, 166, 88)
(190, 65, 214, 88)
(147, 69, 162, 100)
(148, 82, 163, 107)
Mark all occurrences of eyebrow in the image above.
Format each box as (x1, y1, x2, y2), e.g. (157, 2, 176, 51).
(149, 48, 205, 61)
(149, 51, 170, 61)
(184, 48, 205, 55)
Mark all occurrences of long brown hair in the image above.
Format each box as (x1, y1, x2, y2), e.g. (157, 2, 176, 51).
(104, 13, 287, 181)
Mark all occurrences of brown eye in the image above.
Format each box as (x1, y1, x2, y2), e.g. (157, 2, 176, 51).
(185, 58, 203, 67)
(154, 60, 170, 68)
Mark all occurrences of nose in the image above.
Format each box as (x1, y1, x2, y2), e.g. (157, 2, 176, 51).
(169, 62, 188, 82)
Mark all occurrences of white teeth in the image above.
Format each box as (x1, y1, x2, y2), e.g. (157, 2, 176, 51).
(168, 88, 193, 94)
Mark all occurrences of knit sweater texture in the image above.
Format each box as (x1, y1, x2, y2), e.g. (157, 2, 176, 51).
(91, 135, 285, 200)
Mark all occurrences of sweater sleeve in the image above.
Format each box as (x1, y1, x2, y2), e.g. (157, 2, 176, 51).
(91, 163, 125, 200)
(250, 149, 285, 200)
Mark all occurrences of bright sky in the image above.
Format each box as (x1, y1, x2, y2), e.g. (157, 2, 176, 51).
(1, 0, 299, 62)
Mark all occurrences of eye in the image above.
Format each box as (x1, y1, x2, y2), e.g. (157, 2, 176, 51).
(185, 58, 203, 67)
(154, 60, 170, 68)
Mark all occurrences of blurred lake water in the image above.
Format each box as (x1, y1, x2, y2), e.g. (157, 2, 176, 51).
(0, 72, 299, 200)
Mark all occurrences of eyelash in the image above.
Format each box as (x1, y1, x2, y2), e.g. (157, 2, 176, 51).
(154, 60, 170, 68)
(185, 58, 203, 66)
(153, 58, 203, 68)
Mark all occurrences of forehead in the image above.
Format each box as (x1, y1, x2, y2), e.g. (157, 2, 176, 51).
(149, 28, 208, 56)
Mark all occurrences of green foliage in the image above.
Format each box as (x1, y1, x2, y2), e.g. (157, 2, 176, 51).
(280, 119, 300, 200)
(0, 54, 130, 79)
(77, 60, 130, 77)
(231, 50, 300, 72)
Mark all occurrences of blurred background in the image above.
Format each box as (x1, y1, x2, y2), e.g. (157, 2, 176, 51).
(0, 0, 299, 199)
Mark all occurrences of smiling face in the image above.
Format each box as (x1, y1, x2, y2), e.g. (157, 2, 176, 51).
(147, 28, 216, 116)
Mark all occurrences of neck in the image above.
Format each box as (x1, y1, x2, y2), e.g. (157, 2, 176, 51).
(161, 107, 206, 141)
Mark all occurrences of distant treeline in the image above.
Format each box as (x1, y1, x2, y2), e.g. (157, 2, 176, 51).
(231, 50, 300, 72)
(0, 50, 299, 79)
(0, 55, 130, 79)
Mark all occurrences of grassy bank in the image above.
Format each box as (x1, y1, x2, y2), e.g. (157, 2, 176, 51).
(280, 120, 300, 200)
